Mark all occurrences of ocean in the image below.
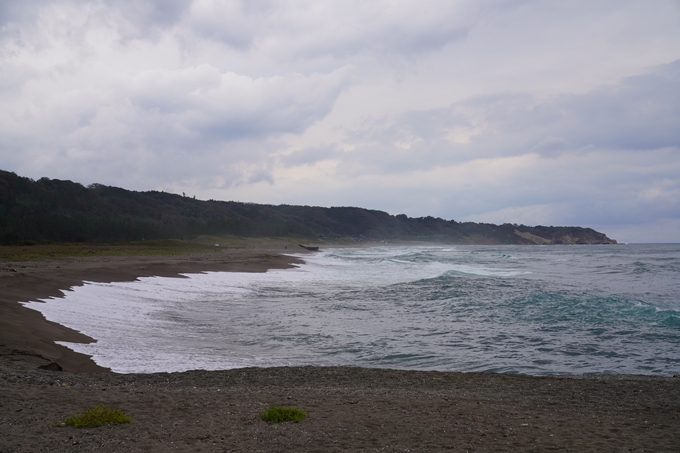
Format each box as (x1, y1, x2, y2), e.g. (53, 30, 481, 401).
(23, 244, 680, 376)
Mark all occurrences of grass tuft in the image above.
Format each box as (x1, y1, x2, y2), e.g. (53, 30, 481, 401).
(259, 405, 307, 423)
(53, 404, 132, 428)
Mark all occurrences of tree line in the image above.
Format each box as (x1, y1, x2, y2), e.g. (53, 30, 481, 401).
(0, 170, 615, 245)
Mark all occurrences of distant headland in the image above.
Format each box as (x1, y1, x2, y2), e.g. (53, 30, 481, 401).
(0, 169, 616, 245)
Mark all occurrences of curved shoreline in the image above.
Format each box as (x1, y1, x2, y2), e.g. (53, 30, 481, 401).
(0, 250, 303, 373)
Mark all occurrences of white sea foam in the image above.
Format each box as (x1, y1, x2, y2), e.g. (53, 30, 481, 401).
(444, 265, 528, 277)
(21, 244, 680, 375)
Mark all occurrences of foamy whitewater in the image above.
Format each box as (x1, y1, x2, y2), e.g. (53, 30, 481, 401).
(23, 244, 680, 375)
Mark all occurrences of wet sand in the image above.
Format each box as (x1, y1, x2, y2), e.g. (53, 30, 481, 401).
(0, 249, 304, 373)
(1, 251, 679, 452)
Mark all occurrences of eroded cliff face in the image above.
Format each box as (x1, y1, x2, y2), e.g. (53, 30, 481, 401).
(514, 228, 617, 245)
(514, 230, 552, 244)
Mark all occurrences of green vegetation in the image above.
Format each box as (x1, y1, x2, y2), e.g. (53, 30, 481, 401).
(53, 404, 132, 428)
(0, 169, 616, 246)
(260, 405, 307, 423)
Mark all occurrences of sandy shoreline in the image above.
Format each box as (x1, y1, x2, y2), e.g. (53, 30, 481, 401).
(0, 249, 304, 373)
(1, 250, 679, 452)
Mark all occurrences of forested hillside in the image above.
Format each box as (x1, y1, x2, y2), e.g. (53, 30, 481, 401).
(0, 170, 616, 245)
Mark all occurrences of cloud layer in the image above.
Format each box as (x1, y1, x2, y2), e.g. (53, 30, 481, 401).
(1, 0, 680, 242)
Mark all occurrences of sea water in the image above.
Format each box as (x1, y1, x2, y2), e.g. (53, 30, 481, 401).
(23, 244, 680, 375)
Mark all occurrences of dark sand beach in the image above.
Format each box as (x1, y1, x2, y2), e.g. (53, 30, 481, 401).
(1, 250, 679, 452)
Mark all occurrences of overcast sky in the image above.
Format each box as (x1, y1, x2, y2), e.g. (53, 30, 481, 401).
(1, 1, 679, 242)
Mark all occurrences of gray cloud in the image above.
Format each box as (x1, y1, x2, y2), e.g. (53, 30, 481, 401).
(110, 0, 191, 29)
(279, 145, 341, 168)
(335, 60, 680, 175)
(555, 62, 680, 151)
(0, 1, 48, 27)
(187, 0, 475, 58)
(0, 61, 351, 186)
(123, 65, 352, 140)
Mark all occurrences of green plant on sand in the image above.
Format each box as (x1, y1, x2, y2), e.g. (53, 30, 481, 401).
(53, 404, 132, 428)
(259, 405, 307, 423)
